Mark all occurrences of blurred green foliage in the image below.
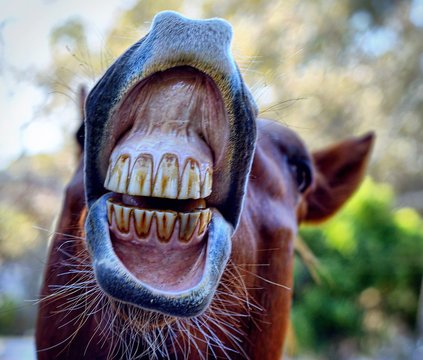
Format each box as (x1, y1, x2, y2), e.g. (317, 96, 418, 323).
(0, 296, 19, 335)
(0, 206, 37, 262)
(0, 294, 36, 335)
(293, 178, 423, 353)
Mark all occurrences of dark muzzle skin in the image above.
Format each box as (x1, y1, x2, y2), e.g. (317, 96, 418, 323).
(84, 11, 258, 316)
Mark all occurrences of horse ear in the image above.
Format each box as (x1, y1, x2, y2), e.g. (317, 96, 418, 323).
(304, 132, 375, 223)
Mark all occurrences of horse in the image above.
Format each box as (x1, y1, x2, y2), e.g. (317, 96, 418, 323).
(36, 11, 374, 359)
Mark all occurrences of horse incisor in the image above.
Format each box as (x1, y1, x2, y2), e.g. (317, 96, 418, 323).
(36, 11, 374, 360)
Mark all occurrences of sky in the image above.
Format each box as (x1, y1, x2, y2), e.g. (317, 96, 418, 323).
(0, 0, 135, 168)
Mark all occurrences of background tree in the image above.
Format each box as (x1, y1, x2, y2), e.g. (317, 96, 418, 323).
(37, 0, 423, 202)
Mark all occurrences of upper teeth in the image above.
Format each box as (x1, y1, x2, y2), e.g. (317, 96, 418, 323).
(104, 153, 212, 199)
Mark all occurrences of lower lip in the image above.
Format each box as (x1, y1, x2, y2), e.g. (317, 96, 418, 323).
(85, 193, 233, 317)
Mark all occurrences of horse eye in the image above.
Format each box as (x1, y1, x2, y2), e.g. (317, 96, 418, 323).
(289, 159, 312, 193)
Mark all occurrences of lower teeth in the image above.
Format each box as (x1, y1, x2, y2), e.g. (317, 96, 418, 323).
(107, 200, 211, 242)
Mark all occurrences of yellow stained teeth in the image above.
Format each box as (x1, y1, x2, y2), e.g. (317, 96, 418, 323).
(179, 212, 201, 242)
(127, 155, 153, 196)
(104, 151, 213, 201)
(155, 211, 177, 242)
(198, 209, 211, 235)
(122, 207, 132, 232)
(201, 168, 212, 198)
(104, 152, 212, 200)
(179, 159, 201, 199)
(134, 209, 154, 237)
(113, 203, 131, 233)
(107, 201, 113, 224)
(107, 201, 212, 242)
(152, 154, 179, 199)
(105, 155, 130, 193)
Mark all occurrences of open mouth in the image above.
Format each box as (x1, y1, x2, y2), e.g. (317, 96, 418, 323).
(85, 67, 234, 317)
(105, 187, 213, 292)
